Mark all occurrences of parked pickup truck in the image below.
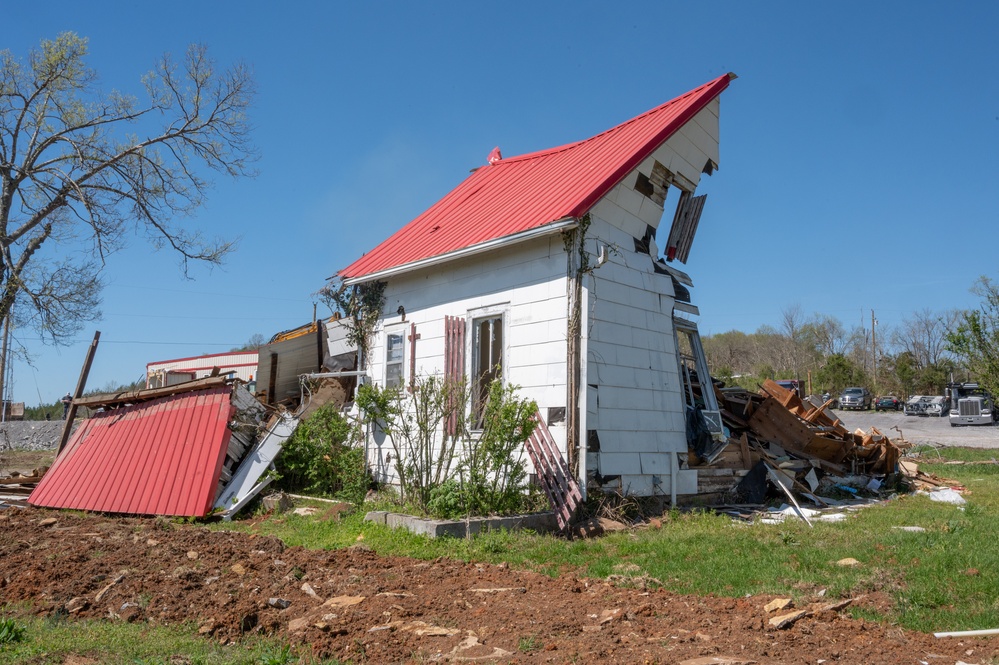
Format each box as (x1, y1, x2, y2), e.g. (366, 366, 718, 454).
(838, 386, 872, 410)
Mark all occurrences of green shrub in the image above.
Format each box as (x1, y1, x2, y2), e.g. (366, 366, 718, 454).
(426, 479, 464, 519)
(360, 377, 538, 518)
(460, 380, 536, 516)
(275, 402, 368, 503)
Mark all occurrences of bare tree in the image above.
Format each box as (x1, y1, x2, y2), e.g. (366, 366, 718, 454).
(801, 314, 848, 356)
(779, 303, 805, 342)
(0, 33, 256, 343)
(892, 309, 959, 368)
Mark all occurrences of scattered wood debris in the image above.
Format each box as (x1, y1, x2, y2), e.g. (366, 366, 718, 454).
(684, 378, 946, 513)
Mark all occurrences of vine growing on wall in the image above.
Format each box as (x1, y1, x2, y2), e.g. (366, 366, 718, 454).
(318, 279, 386, 365)
(561, 213, 591, 479)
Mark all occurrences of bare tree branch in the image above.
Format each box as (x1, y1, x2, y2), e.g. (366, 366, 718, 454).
(0, 32, 257, 344)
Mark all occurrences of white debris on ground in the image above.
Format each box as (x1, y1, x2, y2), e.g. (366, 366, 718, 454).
(924, 488, 967, 505)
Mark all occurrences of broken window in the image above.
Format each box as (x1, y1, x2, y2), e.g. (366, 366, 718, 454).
(471, 315, 503, 427)
(674, 318, 724, 462)
(385, 330, 405, 389)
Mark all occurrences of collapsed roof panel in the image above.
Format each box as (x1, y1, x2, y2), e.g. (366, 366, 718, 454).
(29, 386, 236, 517)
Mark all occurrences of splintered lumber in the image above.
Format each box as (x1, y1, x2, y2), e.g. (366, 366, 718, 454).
(805, 435, 854, 464)
(0, 476, 43, 485)
(760, 380, 847, 435)
(748, 398, 848, 473)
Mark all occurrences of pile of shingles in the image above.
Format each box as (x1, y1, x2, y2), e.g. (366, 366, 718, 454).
(692, 379, 903, 499)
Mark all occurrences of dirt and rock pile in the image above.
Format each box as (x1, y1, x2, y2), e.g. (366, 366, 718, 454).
(2, 508, 997, 664)
(0, 420, 67, 451)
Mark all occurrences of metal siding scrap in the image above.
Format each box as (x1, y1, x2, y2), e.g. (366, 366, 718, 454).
(29, 387, 235, 517)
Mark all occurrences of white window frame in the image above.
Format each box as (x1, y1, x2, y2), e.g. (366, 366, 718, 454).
(467, 304, 508, 428)
(384, 325, 406, 390)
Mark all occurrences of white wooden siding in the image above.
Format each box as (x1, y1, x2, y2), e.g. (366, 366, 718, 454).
(583, 200, 691, 492)
(363, 236, 570, 484)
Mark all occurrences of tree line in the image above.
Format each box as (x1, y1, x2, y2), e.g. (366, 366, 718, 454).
(703, 282, 999, 400)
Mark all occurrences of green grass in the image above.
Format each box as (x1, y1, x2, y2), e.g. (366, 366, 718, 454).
(0, 610, 327, 664)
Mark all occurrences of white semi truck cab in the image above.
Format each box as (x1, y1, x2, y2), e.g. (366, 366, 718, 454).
(947, 382, 999, 427)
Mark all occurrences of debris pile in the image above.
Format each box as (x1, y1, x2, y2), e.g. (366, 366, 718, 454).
(28, 377, 300, 519)
(689, 379, 910, 507)
(0, 466, 47, 506)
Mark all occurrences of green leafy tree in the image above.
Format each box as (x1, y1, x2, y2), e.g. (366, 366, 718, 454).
(0, 33, 256, 345)
(948, 276, 999, 397)
(814, 353, 867, 394)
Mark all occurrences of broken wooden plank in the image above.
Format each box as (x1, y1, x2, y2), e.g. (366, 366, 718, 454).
(74, 376, 230, 409)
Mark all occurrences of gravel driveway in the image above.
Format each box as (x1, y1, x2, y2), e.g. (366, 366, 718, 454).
(833, 408, 999, 449)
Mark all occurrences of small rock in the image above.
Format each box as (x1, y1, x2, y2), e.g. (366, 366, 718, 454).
(322, 595, 365, 609)
(230, 563, 246, 576)
(769, 609, 808, 629)
(288, 617, 310, 633)
(38, 517, 58, 527)
(146, 538, 159, 547)
(187, 551, 199, 560)
(764, 598, 793, 613)
(268, 597, 291, 609)
(292, 506, 317, 516)
(598, 608, 621, 624)
(301, 582, 322, 600)
(65, 597, 88, 614)
(198, 619, 217, 635)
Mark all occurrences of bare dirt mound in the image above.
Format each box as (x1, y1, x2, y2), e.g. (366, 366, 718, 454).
(1, 507, 996, 664)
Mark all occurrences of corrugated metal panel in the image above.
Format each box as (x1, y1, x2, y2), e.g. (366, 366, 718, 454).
(340, 74, 733, 281)
(29, 387, 235, 517)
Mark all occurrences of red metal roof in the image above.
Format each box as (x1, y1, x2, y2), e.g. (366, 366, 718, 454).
(340, 73, 734, 281)
(30, 387, 235, 517)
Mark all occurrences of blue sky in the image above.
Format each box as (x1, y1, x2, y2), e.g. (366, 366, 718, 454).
(5, 2, 998, 405)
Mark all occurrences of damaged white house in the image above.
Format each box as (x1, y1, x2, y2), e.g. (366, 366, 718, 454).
(336, 73, 736, 500)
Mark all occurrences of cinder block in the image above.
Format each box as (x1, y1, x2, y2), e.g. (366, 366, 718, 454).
(363, 511, 389, 525)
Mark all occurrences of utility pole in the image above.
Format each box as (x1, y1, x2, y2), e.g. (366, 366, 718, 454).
(871, 309, 877, 392)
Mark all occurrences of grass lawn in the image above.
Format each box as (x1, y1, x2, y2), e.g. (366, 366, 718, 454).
(4, 446, 997, 664)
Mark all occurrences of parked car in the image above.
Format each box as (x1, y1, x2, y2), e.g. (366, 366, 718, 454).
(838, 386, 872, 410)
(875, 395, 902, 411)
